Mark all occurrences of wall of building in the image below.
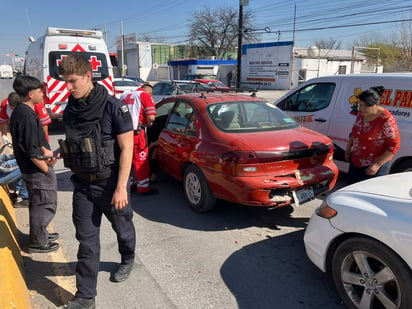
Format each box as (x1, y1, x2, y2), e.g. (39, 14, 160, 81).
(117, 39, 379, 85)
(292, 57, 364, 86)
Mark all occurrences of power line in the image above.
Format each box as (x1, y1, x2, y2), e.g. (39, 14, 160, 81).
(284, 18, 412, 33)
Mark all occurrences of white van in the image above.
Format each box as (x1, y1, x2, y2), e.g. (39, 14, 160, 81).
(0, 65, 13, 79)
(24, 27, 114, 120)
(275, 73, 412, 173)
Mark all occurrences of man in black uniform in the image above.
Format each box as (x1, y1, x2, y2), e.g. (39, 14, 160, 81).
(10, 76, 59, 253)
(58, 53, 135, 309)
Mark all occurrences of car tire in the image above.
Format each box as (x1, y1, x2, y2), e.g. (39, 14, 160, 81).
(332, 237, 412, 309)
(183, 165, 216, 213)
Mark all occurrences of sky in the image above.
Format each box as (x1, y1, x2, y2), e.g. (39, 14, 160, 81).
(0, 0, 410, 65)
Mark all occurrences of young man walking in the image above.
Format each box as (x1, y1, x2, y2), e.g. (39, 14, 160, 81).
(58, 53, 135, 309)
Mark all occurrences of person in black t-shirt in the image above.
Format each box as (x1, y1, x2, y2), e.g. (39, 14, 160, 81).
(10, 76, 59, 253)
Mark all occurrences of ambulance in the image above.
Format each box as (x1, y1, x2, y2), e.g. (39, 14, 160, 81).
(24, 27, 114, 120)
(275, 73, 412, 174)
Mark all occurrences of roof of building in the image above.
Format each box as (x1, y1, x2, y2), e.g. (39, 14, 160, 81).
(294, 47, 366, 61)
(168, 59, 237, 66)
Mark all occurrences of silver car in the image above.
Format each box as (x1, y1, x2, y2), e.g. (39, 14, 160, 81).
(152, 80, 212, 103)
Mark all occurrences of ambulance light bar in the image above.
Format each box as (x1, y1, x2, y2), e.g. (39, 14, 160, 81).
(46, 27, 103, 39)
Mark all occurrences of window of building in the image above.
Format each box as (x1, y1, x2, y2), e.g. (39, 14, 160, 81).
(338, 65, 347, 75)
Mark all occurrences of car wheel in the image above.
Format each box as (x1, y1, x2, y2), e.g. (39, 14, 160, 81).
(183, 165, 216, 213)
(332, 237, 412, 309)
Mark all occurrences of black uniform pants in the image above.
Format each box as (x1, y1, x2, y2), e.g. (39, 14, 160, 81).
(71, 174, 136, 299)
(22, 167, 57, 247)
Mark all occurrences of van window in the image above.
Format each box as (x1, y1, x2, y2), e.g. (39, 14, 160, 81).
(278, 83, 335, 112)
(49, 52, 110, 81)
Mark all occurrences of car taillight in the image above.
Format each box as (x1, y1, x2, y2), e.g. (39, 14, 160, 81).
(316, 201, 337, 218)
(221, 151, 259, 164)
(221, 151, 260, 173)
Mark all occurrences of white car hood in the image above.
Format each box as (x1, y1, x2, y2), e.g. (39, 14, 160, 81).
(338, 172, 412, 199)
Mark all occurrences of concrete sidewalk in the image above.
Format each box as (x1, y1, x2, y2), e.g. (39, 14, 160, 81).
(255, 89, 288, 102)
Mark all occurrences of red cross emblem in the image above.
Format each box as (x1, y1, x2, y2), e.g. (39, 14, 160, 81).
(56, 55, 101, 72)
(57, 55, 67, 66)
(89, 56, 102, 71)
(122, 93, 135, 105)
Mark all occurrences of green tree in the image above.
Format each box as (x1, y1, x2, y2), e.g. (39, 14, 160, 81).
(188, 6, 259, 59)
(361, 43, 402, 72)
(354, 28, 410, 72)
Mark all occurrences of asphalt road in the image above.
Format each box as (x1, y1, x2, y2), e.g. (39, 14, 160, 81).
(1, 79, 346, 309)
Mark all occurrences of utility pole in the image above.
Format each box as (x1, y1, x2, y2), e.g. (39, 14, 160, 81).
(121, 21, 125, 76)
(104, 24, 108, 45)
(236, 0, 248, 88)
(350, 46, 355, 73)
(290, 4, 296, 88)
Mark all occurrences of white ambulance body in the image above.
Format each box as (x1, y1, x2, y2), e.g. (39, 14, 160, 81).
(24, 27, 114, 120)
(0, 65, 13, 78)
(275, 73, 412, 173)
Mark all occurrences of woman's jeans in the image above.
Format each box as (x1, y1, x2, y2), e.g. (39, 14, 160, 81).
(347, 161, 390, 185)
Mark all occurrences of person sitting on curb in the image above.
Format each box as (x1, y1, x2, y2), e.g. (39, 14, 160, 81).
(0, 152, 30, 207)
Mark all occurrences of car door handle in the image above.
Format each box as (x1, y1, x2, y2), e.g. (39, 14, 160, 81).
(314, 118, 327, 122)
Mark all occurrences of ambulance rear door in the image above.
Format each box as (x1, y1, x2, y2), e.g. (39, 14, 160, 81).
(44, 31, 114, 118)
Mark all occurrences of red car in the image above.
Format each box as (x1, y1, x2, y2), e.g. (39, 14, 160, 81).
(193, 79, 230, 90)
(152, 93, 338, 212)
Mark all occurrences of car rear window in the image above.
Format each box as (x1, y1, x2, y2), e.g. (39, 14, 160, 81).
(49, 51, 109, 81)
(207, 101, 299, 132)
(114, 80, 138, 86)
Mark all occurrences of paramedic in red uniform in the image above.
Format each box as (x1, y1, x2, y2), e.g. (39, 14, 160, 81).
(0, 92, 52, 143)
(120, 84, 157, 195)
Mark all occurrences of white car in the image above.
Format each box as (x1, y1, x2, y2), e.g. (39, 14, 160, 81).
(304, 172, 412, 309)
(113, 78, 140, 99)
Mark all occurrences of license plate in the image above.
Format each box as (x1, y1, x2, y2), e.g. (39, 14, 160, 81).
(292, 187, 314, 206)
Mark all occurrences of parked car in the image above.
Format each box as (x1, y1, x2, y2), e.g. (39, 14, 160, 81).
(193, 79, 230, 90)
(113, 77, 140, 98)
(304, 172, 412, 309)
(152, 80, 212, 103)
(151, 92, 338, 212)
(121, 76, 145, 85)
(182, 74, 217, 80)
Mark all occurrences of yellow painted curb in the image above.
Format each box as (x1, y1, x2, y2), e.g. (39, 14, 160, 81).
(0, 185, 31, 309)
